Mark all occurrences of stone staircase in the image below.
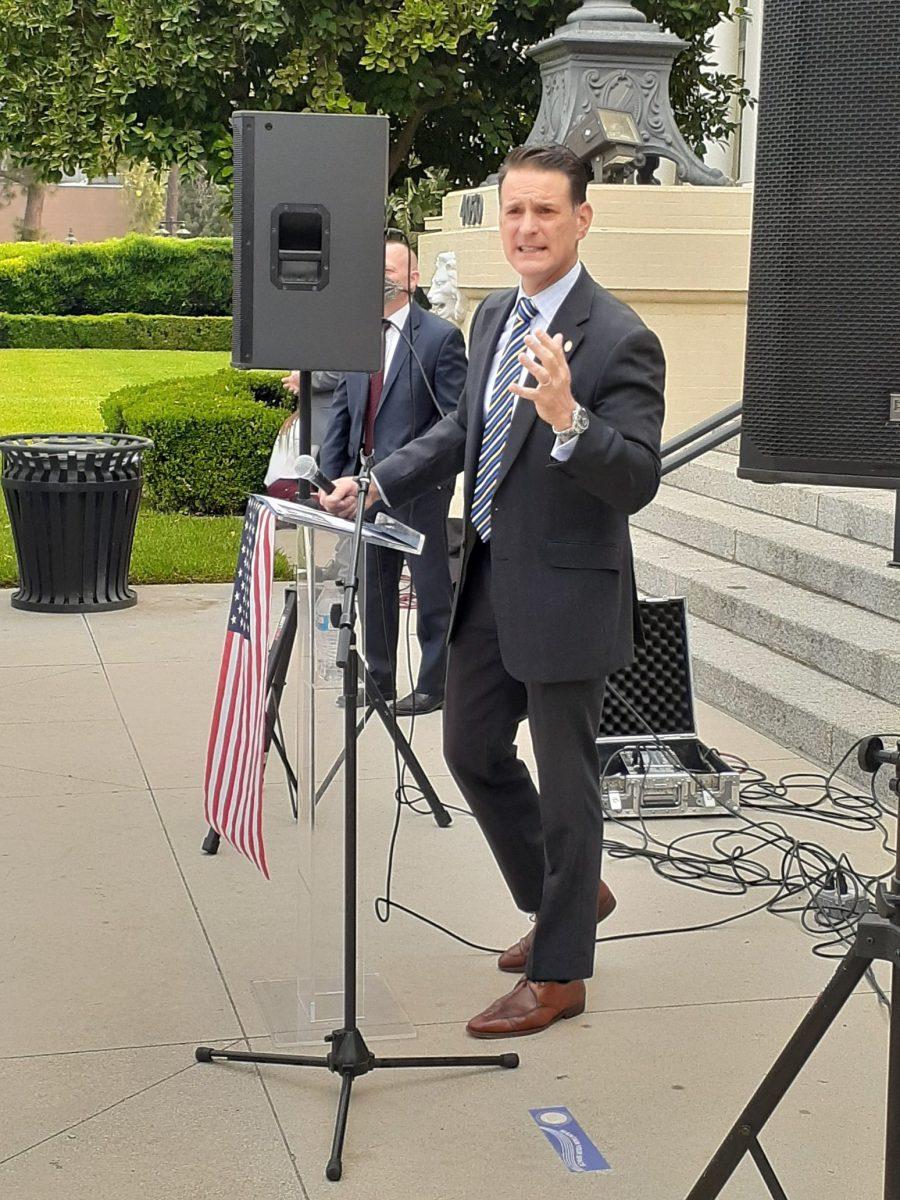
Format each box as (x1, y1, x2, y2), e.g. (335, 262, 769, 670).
(632, 438, 899, 791)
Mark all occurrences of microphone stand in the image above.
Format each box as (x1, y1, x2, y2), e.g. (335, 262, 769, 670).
(196, 457, 519, 1183)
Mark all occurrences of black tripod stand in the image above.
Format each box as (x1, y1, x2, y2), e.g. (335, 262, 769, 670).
(200, 576, 451, 855)
(686, 735, 900, 1200)
(196, 461, 518, 1181)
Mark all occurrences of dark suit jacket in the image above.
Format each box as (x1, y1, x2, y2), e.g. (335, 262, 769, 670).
(373, 267, 666, 684)
(318, 303, 467, 481)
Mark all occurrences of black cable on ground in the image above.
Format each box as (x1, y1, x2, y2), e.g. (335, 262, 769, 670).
(372, 706, 899, 1006)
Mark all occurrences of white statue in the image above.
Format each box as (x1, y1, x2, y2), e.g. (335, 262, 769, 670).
(426, 250, 466, 327)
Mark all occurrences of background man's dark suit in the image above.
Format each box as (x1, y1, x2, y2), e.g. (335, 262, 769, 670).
(318, 303, 467, 700)
(373, 266, 665, 980)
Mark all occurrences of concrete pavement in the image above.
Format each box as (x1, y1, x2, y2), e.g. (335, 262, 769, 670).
(0, 584, 894, 1199)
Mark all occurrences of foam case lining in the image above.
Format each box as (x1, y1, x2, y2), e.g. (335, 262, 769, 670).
(599, 598, 694, 740)
(597, 598, 740, 818)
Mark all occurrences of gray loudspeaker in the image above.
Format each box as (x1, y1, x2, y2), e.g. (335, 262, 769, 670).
(232, 112, 389, 372)
(738, 0, 900, 488)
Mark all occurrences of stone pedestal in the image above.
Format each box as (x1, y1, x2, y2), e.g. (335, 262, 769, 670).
(419, 182, 752, 443)
(526, 0, 730, 186)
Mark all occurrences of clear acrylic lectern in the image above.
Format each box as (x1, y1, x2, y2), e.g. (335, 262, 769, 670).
(251, 497, 424, 1046)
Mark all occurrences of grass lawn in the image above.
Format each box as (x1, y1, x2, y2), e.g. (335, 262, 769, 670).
(0, 349, 291, 586)
(0, 348, 228, 433)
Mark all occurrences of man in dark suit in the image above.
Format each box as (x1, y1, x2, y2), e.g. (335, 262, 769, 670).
(318, 237, 467, 714)
(322, 146, 665, 1036)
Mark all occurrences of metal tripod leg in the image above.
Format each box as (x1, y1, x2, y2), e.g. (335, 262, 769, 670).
(326, 1075, 354, 1181)
(314, 668, 451, 828)
(364, 667, 451, 827)
(268, 720, 298, 819)
(686, 947, 872, 1199)
(886, 960, 900, 1198)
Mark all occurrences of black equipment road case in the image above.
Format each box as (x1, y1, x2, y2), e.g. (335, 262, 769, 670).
(597, 598, 741, 819)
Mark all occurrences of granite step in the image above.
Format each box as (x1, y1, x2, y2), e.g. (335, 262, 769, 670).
(633, 527, 899, 705)
(665, 450, 895, 551)
(685, 615, 899, 801)
(633, 483, 900, 622)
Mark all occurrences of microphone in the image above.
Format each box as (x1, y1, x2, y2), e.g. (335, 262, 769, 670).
(294, 454, 336, 494)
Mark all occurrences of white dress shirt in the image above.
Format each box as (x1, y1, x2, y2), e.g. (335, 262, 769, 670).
(382, 301, 410, 378)
(482, 260, 584, 463)
(373, 265, 583, 504)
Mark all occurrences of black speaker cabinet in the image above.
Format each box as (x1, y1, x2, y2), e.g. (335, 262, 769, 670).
(739, 1, 900, 488)
(232, 111, 389, 372)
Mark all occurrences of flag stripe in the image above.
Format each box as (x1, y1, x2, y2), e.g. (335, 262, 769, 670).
(205, 637, 242, 833)
(244, 518, 273, 872)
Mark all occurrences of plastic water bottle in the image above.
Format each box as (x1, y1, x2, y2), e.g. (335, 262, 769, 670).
(314, 582, 342, 685)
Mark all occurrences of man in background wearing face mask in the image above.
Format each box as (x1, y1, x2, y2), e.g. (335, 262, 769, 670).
(318, 235, 468, 714)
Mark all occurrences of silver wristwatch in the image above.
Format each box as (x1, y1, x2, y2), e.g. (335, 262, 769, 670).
(552, 404, 589, 443)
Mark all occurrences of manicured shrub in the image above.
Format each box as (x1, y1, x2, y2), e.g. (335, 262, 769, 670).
(101, 369, 291, 515)
(0, 312, 231, 350)
(0, 242, 52, 263)
(0, 235, 232, 315)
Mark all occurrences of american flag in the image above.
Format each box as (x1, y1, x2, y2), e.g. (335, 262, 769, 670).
(204, 496, 276, 877)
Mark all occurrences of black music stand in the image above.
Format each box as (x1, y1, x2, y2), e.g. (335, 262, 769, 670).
(201, 575, 449, 857)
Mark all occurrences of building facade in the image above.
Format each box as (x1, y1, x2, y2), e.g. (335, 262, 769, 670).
(704, 0, 764, 184)
(0, 173, 130, 243)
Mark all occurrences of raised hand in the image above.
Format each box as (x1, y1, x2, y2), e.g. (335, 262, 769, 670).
(510, 328, 577, 431)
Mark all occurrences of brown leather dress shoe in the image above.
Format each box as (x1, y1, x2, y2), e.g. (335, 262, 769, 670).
(498, 880, 617, 973)
(466, 978, 586, 1039)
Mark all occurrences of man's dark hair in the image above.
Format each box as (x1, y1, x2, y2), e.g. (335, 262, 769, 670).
(497, 144, 591, 207)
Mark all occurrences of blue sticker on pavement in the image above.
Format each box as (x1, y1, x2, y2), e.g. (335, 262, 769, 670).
(530, 1107, 611, 1173)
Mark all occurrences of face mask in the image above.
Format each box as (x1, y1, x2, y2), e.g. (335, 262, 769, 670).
(383, 277, 406, 302)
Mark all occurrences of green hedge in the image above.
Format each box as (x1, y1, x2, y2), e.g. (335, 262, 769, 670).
(0, 242, 53, 263)
(0, 312, 231, 350)
(101, 369, 290, 515)
(0, 235, 231, 316)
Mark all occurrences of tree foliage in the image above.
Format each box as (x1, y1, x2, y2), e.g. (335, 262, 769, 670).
(121, 161, 166, 234)
(386, 157, 452, 247)
(0, 0, 493, 183)
(0, 0, 750, 196)
(414, 0, 752, 186)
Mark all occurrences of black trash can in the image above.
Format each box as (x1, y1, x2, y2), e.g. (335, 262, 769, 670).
(0, 433, 154, 612)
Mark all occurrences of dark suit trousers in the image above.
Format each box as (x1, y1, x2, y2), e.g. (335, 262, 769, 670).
(364, 486, 454, 699)
(443, 539, 606, 982)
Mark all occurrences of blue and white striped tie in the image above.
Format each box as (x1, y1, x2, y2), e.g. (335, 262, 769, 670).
(470, 295, 538, 541)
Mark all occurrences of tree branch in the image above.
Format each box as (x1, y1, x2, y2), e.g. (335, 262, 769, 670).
(388, 96, 452, 180)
